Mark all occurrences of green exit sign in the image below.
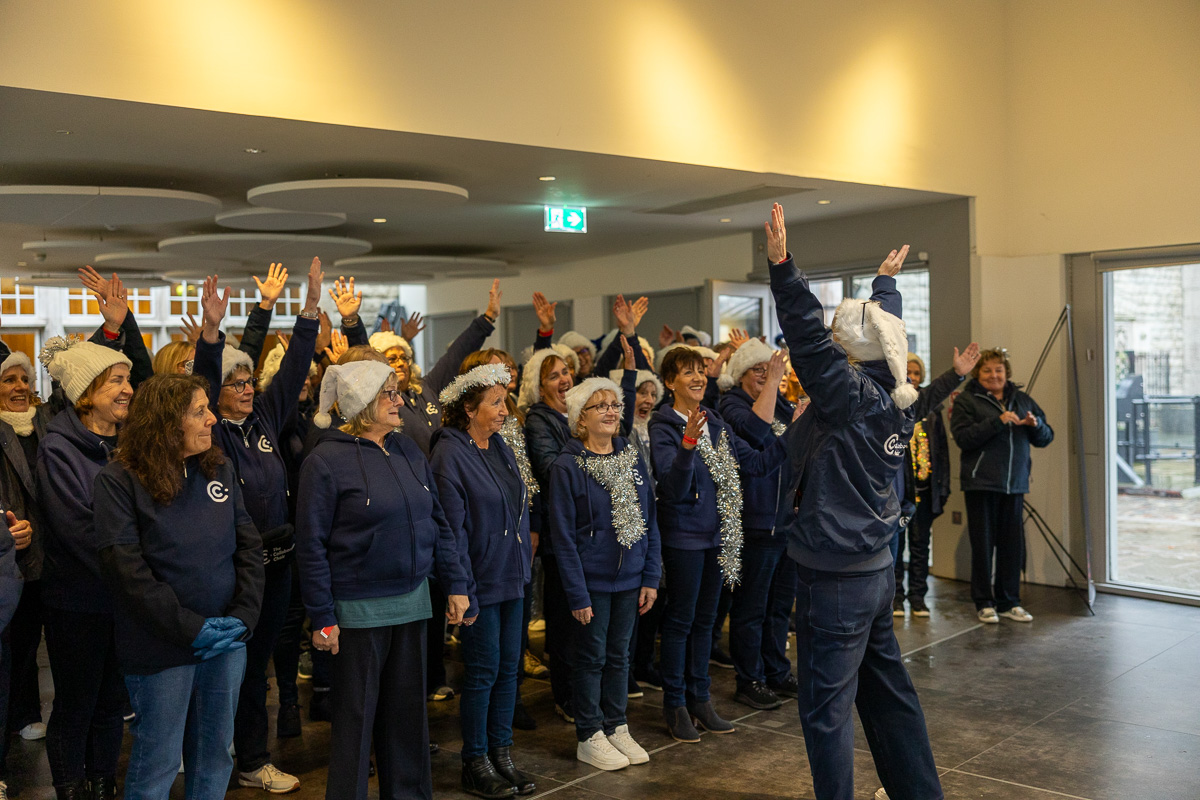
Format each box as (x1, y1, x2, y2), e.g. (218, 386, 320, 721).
(544, 205, 587, 233)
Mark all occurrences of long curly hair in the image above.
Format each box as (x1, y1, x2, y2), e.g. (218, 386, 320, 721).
(114, 374, 225, 505)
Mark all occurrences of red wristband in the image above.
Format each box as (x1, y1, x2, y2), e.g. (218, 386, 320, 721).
(102, 327, 120, 340)
(538, 328, 553, 337)
(682, 435, 698, 446)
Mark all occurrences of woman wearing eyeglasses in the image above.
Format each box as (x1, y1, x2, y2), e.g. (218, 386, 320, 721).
(192, 261, 322, 794)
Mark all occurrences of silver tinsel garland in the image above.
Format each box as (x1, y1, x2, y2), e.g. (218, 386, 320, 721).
(575, 445, 647, 549)
(696, 431, 744, 586)
(500, 418, 538, 504)
(771, 419, 788, 438)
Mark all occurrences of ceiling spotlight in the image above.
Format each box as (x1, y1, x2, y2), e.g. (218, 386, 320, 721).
(16, 261, 26, 268)
(539, 176, 556, 181)
(817, 199, 832, 205)
(373, 218, 387, 223)
(244, 147, 264, 154)
(719, 218, 732, 223)
(55, 129, 71, 135)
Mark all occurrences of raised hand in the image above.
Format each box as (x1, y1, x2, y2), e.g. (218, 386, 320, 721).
(659, 323, 678, 350)
(79, 266, 129, 332)
(793, 398, 811, 421)
(303, 257, 323, 315)
(314, 310, 332, 356)
(953, 342, 982, 377)
(484, 279, 502, 321)
(613, 294, 635, 335)
(276, 333, 291, 350)
(180, 313, 202, 345)
(765, 202, 788, 264)
(620, 334, 636, 370)
(401, 312, 426, 341)
(253, 262, 289, 310)
(877, 245, 910, 277)
(681, 407, 708, 449)
(532, 292, 557, 333)
(766, 349, 787, 385)
(728, 328, 750, 350)
(323, 329, 348, 363)
(328, 276, 362, 321)
(630, 296, 649, 328)
(706, 347, 731, 379)
(200, 275, 231, 343)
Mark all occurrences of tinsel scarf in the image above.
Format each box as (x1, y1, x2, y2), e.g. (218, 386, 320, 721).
(575, 445, 647, 549)
(771, 419, 787, 438)
(695, 431, 744, 586)
(500, 418, 538, 504)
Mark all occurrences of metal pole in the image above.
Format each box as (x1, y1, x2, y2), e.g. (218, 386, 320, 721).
(1065, 305, 1097, 609)
(1194, 397, 1200, 486)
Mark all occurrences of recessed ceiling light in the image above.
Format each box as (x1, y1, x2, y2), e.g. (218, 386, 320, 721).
(55, 130, 71, 135)
(244, 147, 264, 154)
(817, 199, 832, 205)
(373, 218, 387, 223)
(719, 218, 732, 223)
(539, 176, 556, 181)
(16, 261, 26, 267)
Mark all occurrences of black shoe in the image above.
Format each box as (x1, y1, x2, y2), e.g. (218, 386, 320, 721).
(663, 705, 700, 743)
(709, 646, 734, 669)
(768, 673, 799, 699)
(309, 689, 331, 722)
(688, 699, 734, 734)
(633, 667, 664, 691)
(734, 681, 783, 710)
(88, 776, 117, 800)
(490, 746, 536, 795)
(627, 672, 644, 699)
(512, 701, 537, 731)
(892, 597, 906, 617)
(554, 702, 575, 723)
(276, 702, 301, 738)
(430, 742, 440, 755)
(462, 755, 517, 799)
(54, 780, 88, 800)
(910, 597, 930, 617)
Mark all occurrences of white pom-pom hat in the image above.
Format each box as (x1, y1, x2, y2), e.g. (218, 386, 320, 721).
(680, 325, 712, 347)
(369, 331, 411, 357)
(0, 350, 33, 379)
(519, 344, 578, 410)
(314, 360, 395, 429)
(830, 298, 919, 410)
(566, 377, 623, 432)
(38, 338, 132, 404)
(727, 339, 776, 385)
(557, 331, 596, 359)
(222, 346, 255, 384)
(608, 369, 662, 405)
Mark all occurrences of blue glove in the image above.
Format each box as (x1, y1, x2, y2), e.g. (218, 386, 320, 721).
(197, 638, 247, 661)
(191, 617, 248, 659)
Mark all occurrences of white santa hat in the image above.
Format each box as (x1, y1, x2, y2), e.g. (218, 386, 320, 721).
(565, 376, 623, 432)
(679, 325, 712, 348)
(369, 331, 411, 357)
(0, 350, 33, 379)
(38, 338, 132, 404)
(557, 331, 596, 359)
(519, 344, 577, 410)
(830, 298, 918, 410)
(727, 339, 776, 384)
(314, 360, 394, 429)
(609, 369, 663, 403)
(222, 345, 255, 384)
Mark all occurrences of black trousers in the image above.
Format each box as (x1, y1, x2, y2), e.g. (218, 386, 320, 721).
(329, 621, 430, 800)
(6, 579, 44, 732)
(540, 555, 577, 708)
(44, 607, 125, 785)
(426, 581, 448, 694)
(234, 560, 292, 772)
(964, 490, 1025, 612)
(273, 560, 306, 707)
(895, 490, 936, 601)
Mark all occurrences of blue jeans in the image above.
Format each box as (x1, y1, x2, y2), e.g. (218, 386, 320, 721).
(794, 564, 942, 800)
(123, 648, 247, 800)
(572, 588, 639, 741)
(730, 533, 795, 688)
(660, 546, 721, 709)
(458, 598, 522, 759)
(235, 559, 291, 771)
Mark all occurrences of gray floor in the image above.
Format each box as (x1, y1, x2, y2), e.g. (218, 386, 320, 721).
(10, 577, 1200, 799)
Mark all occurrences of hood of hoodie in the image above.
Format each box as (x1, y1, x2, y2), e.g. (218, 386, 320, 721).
(46, 406, 114, 463)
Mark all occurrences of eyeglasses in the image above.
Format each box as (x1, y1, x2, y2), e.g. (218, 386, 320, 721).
(386, 353, 411, 366)
(747, 365, 768, 377)
(583, 402, 621, 414)
(222, 377, 258, 393)
(380, 389, 401, 403)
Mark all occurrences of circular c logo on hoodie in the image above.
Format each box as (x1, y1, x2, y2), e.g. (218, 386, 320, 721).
(207, 481, 229, 503)
(884, 434, 906, 457)
(257, 435, 274, 453)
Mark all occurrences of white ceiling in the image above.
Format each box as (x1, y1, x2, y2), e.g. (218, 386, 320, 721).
(0, 86, 960, 284)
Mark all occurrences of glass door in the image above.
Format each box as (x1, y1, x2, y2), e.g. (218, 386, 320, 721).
(1105, 262, 1200, 595)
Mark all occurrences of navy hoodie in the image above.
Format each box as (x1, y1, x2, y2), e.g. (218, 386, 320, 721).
(769, 256, 914, 573)
(718, 387, 795, 534)
(649, 405, 787, 550)
(295, 429, 469, 630)
(94, 458, 264, 674)
(194, 316, 318, 553)
(430, 427, 530, 617)
(548, 437, 661, 611)
(36, 407, 118, 613)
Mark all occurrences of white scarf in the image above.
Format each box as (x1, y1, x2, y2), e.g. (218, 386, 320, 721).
(0, 408, 37, 437)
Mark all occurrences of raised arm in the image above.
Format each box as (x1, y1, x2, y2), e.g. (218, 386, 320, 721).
(239, 262, 289, 364)
(256, 258, 322, 431)
(195, 274, 232, 411)
(532, 292, 557, 352)
(425, 279, 500, 395)
(329, 276, 368, 347)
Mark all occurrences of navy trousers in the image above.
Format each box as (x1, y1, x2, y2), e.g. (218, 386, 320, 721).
(729, 533, 794, 688)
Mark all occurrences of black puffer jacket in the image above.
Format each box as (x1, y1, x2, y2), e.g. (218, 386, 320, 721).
(950, 379, 1054, 495)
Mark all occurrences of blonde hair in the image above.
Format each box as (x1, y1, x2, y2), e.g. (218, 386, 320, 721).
(153, 340, 194, 376)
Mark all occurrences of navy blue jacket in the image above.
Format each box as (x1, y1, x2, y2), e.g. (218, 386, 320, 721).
(94, 458, 264, 674)
(0, 519, 19, 632)
(296, 429, 469, 629)
(769, 256, 913, 573)
(430, 427, 531, 617)
(951, 379, 1054, 495)
(904, 369, 965, 517)
(719, 387, 795, 534)
(194, 316, 318, 553)
(548, 438, 661, 611)
(36, 407, 118, 612)
(648, 405, 786, 550)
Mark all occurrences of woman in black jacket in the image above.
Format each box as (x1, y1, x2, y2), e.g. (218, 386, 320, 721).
(950, 349, 1054, 624)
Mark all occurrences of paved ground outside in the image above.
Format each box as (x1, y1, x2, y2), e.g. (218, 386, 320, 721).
(1115, 492, 1200, 592)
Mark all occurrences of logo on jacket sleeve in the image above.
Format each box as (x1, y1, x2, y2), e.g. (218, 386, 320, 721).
(884, 434, 906, 457)
(257, 435, 274, 453)
(207, 481, 230, 503)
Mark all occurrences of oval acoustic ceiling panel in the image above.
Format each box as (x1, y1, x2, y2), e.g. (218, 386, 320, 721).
(21, 239, 127, 267)
(332, 255, 516, 283)
(0, 186, 221, 227)
(247, 179, 468, 216)
(93, 251, 238, 274)
(215, 207, 347, 232)
(158, 233, 372, 264)
(20, 272, 170, 289)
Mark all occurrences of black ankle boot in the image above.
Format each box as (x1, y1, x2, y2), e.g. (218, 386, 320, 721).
(461, 755, 517, 799)
(54, 780, 88, 800)
(88, 776, 117, 800)
(489, 746, 536, 795)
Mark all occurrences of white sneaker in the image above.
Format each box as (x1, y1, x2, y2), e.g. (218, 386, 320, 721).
(577, 730, 630, 771)
(978, 607, 999, 624)
(0, 779, 8, 800)
(874, 789, 889, 800)
(999, 606, 1033, 623)
(607, 724, 649, 765)
(237, 763, 300, 794)
(18, 722, 46, 741)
